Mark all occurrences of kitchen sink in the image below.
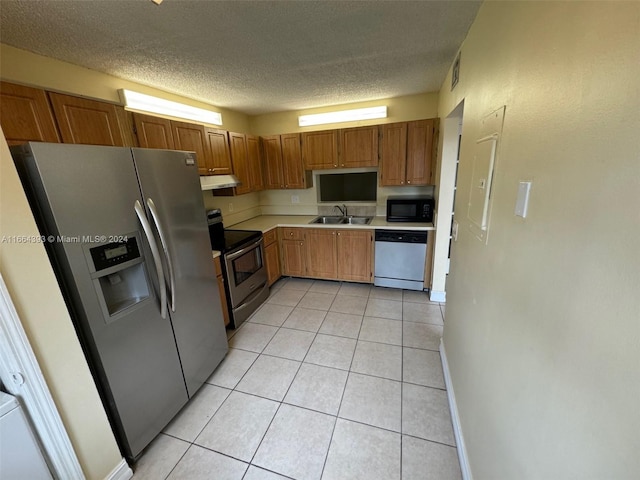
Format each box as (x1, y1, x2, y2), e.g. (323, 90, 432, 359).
(310, 216, 345, 224)
(309, 216, 373, 225)
(343, 216, 372, 225)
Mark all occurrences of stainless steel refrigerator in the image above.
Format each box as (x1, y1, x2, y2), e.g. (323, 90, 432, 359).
(11, 142, 228, 461)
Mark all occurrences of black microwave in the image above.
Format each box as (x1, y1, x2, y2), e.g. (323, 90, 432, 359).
(386, 196, 434, 223)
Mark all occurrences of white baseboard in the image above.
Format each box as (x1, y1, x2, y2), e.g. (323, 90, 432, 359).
(440, 340, 472, 480)
(430, 290, 446, 302)
(105, 459, 133, 480)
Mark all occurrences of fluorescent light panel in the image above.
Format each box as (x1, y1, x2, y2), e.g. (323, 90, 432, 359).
(119, 89, 222, 126)
(298, 106, 387, 127)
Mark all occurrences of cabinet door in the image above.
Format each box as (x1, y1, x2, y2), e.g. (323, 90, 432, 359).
(261, 135, 284, 189)
(380, 122, 408, 186)
(302, 130, 338, 169)
(229, 132, 252, 195)
(305, 229, 337, 279)
(281, 133, 305, 189)
(340, 126, 379, 168)
(205, 128, 233, 175)
(406, 119, 435, 185)
(171, 120, 212, 175)
(282, 239, 306, 277)
(336, 230, 373, 283)
(264, 241, 282, 286)
(48, 92, 128, 146)
(133, 113, 175, 149)
(0, 82, 60, 145)
(246, 134, 264, 192)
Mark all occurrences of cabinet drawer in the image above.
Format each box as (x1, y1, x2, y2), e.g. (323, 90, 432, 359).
(281, 227, 304, 240)
(263, 228, 278, 246)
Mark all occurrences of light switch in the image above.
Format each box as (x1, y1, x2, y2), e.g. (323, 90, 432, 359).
(515, 181, 532, 218)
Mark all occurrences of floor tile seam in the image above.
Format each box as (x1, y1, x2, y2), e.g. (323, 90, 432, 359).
(187, 439, 253, 467)
(399, 343, 441, 353)
(173, 385, 235, 444)
(320, 315, 365, 479)
(400, 299, 404, 480)
(362, 313, 404, 322)
(160, 439, 194, 480)
(401, 319, 445, 327)
(294, 303, 334, 313)
(334, 415, 403, 436)
(400, 378, 447, 392)
(402, 319, 444, 328)
(245, 347, 311, 470)
(245, 464, 297, 480)
(400, 431, 458, 449)
(280, 398, 342, 419)
(354, 337, 403, 349)
(217, 348, 263, 392)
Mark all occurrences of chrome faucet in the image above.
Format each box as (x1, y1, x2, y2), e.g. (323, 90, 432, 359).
(334, 204, 347, 217)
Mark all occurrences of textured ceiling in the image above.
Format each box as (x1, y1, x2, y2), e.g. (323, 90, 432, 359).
(0, 0, 481, 115)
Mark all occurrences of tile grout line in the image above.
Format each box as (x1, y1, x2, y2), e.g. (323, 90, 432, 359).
(318, 284, 370, 479)
(400, 296, 404, 480)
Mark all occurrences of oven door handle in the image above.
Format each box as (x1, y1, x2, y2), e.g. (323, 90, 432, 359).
(134, 200, 167, 320)
(226, 238, 263, 261)
(146, 198, 176, 312)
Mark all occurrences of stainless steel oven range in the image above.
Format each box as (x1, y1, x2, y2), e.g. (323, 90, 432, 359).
(208, 211, 269, 328)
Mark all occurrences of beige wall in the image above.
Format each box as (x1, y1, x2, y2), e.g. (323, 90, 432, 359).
(249, 92, 439, 135)
(0, 130, 122, 479)
(0, 43, 250, 132)
(438, 2, 640, 479)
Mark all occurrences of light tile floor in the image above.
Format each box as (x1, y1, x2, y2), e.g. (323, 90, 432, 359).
(133, 279, 461, 480)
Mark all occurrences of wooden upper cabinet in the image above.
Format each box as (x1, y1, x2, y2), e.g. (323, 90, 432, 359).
(171, 120, 212, 174)
(406, 119, 436, 185)
(48, 92, 130, 146)
(0, 82, 60, 145)
(380, 122, 408, 186)
(205, 128, 233, 175)
(228, 132, 252, 195)
(133, 113, 175, 149)
(281, 133, 305, 189)
(261, 135, 284, 189)
(336, 230, 373, 283)
(302, 130, 338, 169)
(339, 126, 379, 168)
(246, 134, 263, 192)
(380, 119, 438, 186)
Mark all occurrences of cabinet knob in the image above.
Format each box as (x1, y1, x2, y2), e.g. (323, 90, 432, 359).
(300, 242, 303, 246)
(334, 164, 337, 167)
(407, 180, 411, 184)
(337, 232, 341, 236)
(401, 181, 404, 184)
(290, 232, 294, 236)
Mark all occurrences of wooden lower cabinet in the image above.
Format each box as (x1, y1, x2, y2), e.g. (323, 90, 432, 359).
(336, 230, 373, 282)
(214, 256, 230, 327)
(305, 229, 337, 278)
(282, 238, 306, 277)
(279, 227, 372, 283)
(264, 229, 281, 286)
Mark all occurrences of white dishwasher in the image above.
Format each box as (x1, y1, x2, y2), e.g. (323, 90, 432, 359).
(0, 391, 52, 479)
(374, 230, 428, 291)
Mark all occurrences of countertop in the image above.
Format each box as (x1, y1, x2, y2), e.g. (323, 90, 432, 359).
(227, 215, 434, 233)
(212, 250, 221, 259)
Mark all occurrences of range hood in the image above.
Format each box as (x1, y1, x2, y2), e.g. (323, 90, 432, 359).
(200, 174, 241, 190)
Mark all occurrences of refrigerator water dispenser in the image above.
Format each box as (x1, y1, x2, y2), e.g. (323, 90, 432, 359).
(88, 236, 152, 321)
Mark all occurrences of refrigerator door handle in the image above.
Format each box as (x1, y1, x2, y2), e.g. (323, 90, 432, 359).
(134, 200, 167, 319)
(146, 198, 176, 313)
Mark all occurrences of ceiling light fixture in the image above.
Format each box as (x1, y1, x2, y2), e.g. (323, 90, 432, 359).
(298, 106, 387, 127)
(119, 89, 222, 126)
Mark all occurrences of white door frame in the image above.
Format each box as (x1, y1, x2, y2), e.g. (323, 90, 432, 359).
(0, 272, 85, 479)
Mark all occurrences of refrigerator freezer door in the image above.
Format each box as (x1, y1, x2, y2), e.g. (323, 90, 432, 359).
(12, 143, 189, 459)
(132, 148, 228, 397)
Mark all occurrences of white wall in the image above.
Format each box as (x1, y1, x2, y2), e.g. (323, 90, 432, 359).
(438, 2, 640, 479)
